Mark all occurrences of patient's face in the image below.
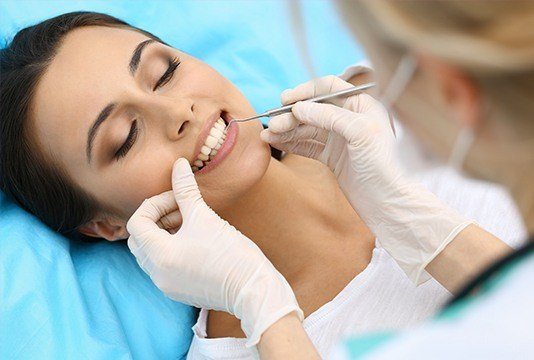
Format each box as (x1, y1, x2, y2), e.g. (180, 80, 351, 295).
(31, 26, 271, 236)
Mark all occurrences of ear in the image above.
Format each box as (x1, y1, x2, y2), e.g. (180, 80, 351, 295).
(417, 53, 481, 129)
(78, 215, 128, 241)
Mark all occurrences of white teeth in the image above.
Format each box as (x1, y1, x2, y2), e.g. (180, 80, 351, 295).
(210, 127, 223, 138)
(200, 145, 211, 156)
(192, 117, 229, 171)
(205, 135, 218, 148)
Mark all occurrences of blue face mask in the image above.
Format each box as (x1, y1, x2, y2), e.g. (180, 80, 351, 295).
(379, 54, 475, 173)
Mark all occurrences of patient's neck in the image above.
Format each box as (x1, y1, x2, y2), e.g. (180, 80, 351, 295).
(218, 156, 374, 287)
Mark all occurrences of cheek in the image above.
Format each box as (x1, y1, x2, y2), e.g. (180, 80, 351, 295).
(105, 151, 177, 217)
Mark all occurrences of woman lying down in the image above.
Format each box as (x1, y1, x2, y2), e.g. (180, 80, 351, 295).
(0, 12, 523, 359)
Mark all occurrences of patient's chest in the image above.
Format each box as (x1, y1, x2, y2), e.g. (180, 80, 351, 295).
(206, 249, 373, 338)
(190, 247, 451, 359)
(206, 238, 375, 339)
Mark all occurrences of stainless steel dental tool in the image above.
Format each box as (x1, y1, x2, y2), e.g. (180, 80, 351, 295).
(225, 82, 376, 129)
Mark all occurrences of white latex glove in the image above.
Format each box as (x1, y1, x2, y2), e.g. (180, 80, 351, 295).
(127, 158, 303, 347)
(261, 76, 474, 284)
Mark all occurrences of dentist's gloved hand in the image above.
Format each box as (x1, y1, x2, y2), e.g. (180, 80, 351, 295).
(127, 158, 303, 347)
(261, 76, 473, 284)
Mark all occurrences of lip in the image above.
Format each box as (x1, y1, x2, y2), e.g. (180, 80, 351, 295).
(196, 112, 238, 175)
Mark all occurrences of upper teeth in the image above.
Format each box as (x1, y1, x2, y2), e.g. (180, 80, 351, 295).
(192, 118, 227, 171)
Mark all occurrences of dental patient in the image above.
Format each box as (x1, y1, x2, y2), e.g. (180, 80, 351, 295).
(0, 12, 477, 358)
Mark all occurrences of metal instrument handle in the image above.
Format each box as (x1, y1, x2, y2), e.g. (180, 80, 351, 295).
(265, 82, 376, 117)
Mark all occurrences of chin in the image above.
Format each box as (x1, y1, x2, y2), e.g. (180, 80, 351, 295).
(196, 119, 271, 212)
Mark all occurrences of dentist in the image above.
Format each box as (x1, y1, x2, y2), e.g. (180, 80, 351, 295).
(127, 0, 533, 358)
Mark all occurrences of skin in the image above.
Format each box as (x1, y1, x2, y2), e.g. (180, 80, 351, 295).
(31, 26, 375, 339)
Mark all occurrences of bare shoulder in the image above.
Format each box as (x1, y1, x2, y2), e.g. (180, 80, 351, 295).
(206, 310, 245, 339)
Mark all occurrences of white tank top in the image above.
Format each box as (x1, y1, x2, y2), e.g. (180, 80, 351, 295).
(187, 245, 452, 359)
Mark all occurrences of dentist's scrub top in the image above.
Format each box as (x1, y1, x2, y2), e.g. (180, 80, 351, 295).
(335, 240, 534, 359)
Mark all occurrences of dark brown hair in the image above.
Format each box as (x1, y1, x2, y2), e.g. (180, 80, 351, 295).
(0, 11, 165, 240)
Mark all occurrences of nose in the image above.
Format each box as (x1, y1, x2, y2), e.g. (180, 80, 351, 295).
(147, 96, 195, 141)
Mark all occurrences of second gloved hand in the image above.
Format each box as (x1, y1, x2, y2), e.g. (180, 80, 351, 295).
(127, 158, 303, 347)
(261, 76, 473, 284)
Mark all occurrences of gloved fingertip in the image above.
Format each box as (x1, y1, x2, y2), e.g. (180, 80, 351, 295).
(126, 234, 137, 252)
(171, 158, 202, 209)
(280, 88, 294, 105)
(291, 101, 308, 118)
(268, 113, 298, 133)
(261, 129, 283, 144)
(259, 129, 271, 142)
(173, 158, 193, 176)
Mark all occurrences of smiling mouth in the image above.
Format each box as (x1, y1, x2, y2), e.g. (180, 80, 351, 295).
(192, 112, 229, 172)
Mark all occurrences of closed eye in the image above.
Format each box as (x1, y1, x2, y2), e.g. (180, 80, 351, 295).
(153, 56, 180, 91)
(114, 119, 139, 160)
(113, 57, 180, 161)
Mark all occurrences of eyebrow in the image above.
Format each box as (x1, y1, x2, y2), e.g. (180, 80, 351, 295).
(86, 39, 156, 164)
(129, 39, 155, 76)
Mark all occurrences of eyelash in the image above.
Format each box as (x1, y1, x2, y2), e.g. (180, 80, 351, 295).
(114, 57, 180, 161)
(114, 119, 139, 160)
(152, 56, 181, 91)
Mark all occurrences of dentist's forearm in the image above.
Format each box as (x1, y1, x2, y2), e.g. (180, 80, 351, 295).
(257, 313, 320, 359)
(426, 224, 512, 294)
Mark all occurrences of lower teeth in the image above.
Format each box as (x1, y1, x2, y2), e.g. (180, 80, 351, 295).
(192, 155, 216, 172)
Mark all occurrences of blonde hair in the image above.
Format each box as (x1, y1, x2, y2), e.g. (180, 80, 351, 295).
(338, 0, 534, 139)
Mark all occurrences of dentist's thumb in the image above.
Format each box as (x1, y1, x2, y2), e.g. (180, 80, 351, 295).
(171, 158, 205, 218)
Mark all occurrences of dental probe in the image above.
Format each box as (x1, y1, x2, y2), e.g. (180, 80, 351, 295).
(225, 82, 376, 129)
